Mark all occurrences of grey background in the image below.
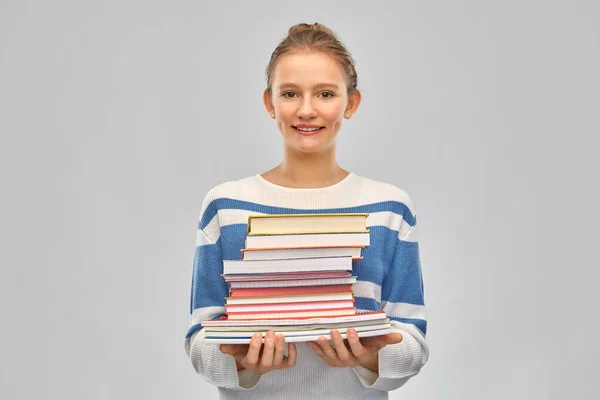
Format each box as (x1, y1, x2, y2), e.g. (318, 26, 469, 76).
(1, 0, 599, 399)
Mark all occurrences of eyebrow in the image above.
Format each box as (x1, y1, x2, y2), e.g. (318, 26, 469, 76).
(279, 82, 340, 90)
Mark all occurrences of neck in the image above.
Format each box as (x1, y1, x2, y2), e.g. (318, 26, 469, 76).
(264, 146, 349, 188)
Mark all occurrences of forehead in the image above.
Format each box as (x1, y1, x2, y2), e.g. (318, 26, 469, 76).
(272, 51, 346, 87)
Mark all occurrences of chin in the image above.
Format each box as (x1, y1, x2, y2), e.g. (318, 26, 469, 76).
(282, 132, 336, 154)
(290, 142, 333, 154)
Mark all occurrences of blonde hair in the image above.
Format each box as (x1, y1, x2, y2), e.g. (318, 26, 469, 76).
(265, 23, 358, 97)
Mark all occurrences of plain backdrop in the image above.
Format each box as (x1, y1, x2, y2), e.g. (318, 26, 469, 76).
(1, 1, 599, 399)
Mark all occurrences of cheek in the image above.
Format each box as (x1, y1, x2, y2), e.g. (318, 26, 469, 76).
(274, 102, 296, 120)
(323, 103, 345, 119)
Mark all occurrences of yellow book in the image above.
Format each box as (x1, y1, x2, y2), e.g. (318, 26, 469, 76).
(247, 213, 369, 235)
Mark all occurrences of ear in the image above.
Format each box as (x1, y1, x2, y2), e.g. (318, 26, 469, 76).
(263, 89, 276, 118)
(344, 89, 362, 119)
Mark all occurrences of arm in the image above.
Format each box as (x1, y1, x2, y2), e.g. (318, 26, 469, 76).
(352, 205, 429, 390)
(184, 195, 263, 390)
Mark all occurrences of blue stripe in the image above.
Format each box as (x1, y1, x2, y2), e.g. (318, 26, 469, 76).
(381, 240, 424, 305)
(190, 240, 229, 312)
(220, 224, 248, 261)
(352, 226, 398, 285)
(390, 316, 427, 336)
(354, 296, 380, 311)
(199, 199, 416, 230)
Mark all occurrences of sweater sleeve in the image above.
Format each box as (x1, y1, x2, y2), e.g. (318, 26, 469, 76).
(352, 200, 429, 391)
(184, 192, 262, 390)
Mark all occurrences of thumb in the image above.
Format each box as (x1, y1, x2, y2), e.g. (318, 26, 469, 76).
(220, 343, 241, 355)
(384, 332, 403, 345)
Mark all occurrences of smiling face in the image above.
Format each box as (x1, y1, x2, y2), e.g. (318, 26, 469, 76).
(264, 51, 361, 155)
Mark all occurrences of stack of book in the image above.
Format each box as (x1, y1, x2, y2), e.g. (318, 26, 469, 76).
(202, 213, 391, 344)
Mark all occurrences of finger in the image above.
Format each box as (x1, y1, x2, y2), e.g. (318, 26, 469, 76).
(346, 328, 369, 359)
(286, 342, 297, 367)
(260, 331, 276, 368)
(272, 334, 286, 367)
(219, 343, 237, 355)
(317, 336, 338, 360)
(307, 341, 326, 358)
(244, 332, 263, 367)
(330, 329, 356, 363)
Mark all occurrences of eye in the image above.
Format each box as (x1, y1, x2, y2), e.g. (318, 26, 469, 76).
(282, 91, 297, 98)
(319, 91, 334, 99)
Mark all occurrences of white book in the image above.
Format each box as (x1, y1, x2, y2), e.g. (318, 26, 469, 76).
(202, 311, 388, 327)
(245, 232, 370, 249)
(242, 246, 364, 261)
(223, 256, 353, 275)
(205, 324, 390, 338)
(227, 276, 358, 288)
(204, 327, 391, 344)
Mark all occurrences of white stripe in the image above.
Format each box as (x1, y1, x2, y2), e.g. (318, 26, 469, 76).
(195, 229, 213, 246)
(352, 280, 382, 302)
(399, 223, 418, 243)
(199, 209, 417, 243)
(206, 174, 417, 213)
(220, 209, 267, 228)
(381, 301, 427, 321)
(202, 214, 221, 243)
(366, 211, 403, 230)
(368, 211, 418, 243)
(191, 306, 225, 326)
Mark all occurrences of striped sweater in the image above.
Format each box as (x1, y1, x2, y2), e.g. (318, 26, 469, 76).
(184, 173, 429, 399)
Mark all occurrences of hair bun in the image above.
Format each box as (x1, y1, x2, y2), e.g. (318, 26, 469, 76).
(288, 22, 335, 36)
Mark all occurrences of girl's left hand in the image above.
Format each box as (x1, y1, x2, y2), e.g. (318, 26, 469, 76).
(306, 328, 403, 373)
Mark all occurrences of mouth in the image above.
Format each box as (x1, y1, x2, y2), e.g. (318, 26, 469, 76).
(292, 125, 325, 135)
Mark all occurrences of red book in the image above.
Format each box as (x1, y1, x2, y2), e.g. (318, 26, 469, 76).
(225, 300, 354, 313)
(229, 284, 353, 297)
(226, 307, 357, 320)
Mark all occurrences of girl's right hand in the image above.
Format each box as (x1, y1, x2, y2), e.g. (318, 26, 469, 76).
(219, 330, 297, 375)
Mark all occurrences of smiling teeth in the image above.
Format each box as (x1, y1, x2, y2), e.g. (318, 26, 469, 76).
(296, 127, 321, 132)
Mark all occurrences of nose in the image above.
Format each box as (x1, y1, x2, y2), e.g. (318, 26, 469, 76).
(296, 98, 317, 119)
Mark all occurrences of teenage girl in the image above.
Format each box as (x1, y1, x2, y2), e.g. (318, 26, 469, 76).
(185, 23, 429, 400)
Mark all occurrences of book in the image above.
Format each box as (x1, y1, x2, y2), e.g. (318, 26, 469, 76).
(203, 327, 391, 344)
(245, 232, 370, 249)
(242, 245, 364, 261)
(202, 311, 388, 327)
(204, 317, 389, 332)
(247, 213, 369, 235)
(229, 284, 354, 297)
(225, 292, 354, 305)
(205, 324, 390, 337)
(223, 256, 353, 275)
(225, 307, 356, 320)
(225, 300, 355, 313)
(224, 270, 353, 281)
(227, 276, 358, 288)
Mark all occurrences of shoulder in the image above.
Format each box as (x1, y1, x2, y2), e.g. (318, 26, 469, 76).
(196, 175, 259, 227)
(201, 175, 259, 205)
(353, 174, 417, 217)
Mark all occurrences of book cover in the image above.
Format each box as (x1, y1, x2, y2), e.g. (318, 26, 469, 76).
(247, 213, 369, 235)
